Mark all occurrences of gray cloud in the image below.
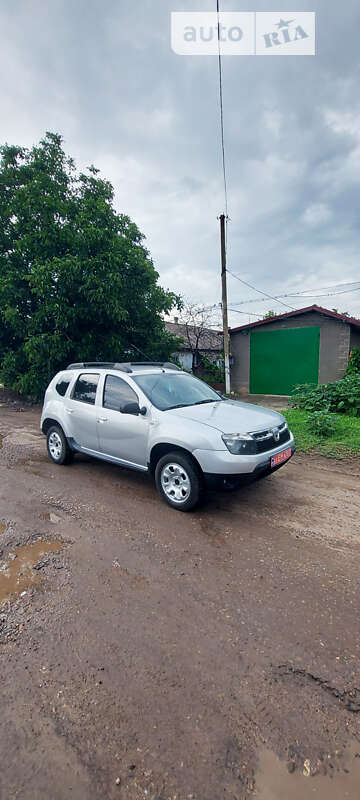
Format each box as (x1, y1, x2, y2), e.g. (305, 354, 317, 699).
(1, 0, 360, 324)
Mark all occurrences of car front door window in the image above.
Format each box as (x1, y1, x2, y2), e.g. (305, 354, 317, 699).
(103, 375, 138, 410)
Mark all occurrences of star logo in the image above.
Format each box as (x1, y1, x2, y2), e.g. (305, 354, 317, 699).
(276, 18, 295, 29)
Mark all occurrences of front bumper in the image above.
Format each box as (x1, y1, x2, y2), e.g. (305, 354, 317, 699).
(193, 433, 295, 477)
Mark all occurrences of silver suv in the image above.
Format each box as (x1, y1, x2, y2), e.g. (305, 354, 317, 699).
(41, 362, 295, 511)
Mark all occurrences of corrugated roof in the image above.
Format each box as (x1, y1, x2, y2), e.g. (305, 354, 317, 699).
(230, 304, 360, 334)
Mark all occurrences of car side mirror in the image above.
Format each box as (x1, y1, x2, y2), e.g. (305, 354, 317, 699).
(120, 401, 140, 415)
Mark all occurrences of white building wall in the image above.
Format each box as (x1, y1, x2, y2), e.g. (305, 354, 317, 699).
(174, 351, 193, 371)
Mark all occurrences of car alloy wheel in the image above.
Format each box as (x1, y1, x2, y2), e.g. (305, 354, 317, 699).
(48, 430, 63, 461)
(160, 462, 191, 505)
(46, 424, 73, 465)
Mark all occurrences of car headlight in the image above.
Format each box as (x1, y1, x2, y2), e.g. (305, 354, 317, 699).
(222, 433, 255, 455)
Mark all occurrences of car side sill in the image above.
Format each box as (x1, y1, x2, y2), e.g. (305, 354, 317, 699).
(68, 438, 148, 472)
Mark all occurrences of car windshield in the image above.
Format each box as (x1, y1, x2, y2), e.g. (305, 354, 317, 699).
(133, 372, 222, 411)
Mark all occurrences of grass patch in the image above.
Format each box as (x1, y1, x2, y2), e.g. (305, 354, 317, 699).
(283, 409, 360, 459)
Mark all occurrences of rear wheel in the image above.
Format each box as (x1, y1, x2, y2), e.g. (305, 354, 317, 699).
(46, 425, 73, 465)
(155, 451, 203, 512)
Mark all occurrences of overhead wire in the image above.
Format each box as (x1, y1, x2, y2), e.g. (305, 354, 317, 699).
(226, 268, 295, 310)
(228, 308, 264, 316)
(230, 283, 360, 306)
(284, 286, 360, 299)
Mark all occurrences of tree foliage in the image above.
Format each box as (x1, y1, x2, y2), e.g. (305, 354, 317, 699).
(0, 133, 180, 398)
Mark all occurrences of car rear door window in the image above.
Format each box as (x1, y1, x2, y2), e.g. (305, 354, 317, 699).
(72, 374, 99, 405)
(103, 375, 138, 411)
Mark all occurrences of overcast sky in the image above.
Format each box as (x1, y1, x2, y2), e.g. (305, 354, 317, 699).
(1, 0, 360, 326)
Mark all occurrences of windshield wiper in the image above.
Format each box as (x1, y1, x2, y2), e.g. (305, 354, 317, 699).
(166, 398, 219, 410)
(192, 399, 218, 406)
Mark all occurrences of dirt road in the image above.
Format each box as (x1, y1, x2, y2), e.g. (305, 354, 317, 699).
(1, 401, 360, 800)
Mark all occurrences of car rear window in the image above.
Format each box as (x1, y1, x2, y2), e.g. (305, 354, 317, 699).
(72, 373, 99, 405)
(56, 378, 71, 397)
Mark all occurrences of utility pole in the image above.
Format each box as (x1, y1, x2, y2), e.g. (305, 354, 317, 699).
(220, 213, 230, 394)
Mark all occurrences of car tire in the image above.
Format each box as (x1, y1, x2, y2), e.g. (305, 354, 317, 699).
(155, 451, 203, 512)
(46, 424, 73, 465)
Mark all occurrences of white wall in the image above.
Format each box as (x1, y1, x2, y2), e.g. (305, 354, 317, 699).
(174, 351, 193, 371)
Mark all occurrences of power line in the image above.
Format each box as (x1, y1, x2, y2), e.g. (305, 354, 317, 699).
(286, 287, 360, 299)
(226, 269, 295, 310)
(228, 308, 265, 317)
(290, 279, 360, 294)
(229, 282, 360, 306)
(216, 0, 228, 220)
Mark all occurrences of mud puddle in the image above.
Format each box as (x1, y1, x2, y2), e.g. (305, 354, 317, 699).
(256, 742, 360, 799)
(0, 539, 64, 605)
(6, 430, 43, 446)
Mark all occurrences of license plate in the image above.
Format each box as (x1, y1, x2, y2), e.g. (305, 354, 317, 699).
(271, 447, 292, 468)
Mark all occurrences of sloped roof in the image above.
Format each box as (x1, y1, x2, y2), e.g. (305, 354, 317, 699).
(166, 321, 223, 352)
(230, 305, 360, 334)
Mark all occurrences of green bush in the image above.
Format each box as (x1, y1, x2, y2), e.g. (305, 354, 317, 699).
(289, 375, 360, 417)
(346, 347, 360, 375)
(305, 411, 339, 437)
(201, 356, 225, 384)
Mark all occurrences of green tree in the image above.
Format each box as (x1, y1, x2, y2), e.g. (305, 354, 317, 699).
(0, 133, 180, 398)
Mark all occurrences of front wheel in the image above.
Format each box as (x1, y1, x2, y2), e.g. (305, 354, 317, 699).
(155, 452, 203, 512)
(46, 425, 73, 465)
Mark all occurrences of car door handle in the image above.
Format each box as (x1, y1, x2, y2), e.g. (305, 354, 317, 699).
(97, 417, 108, 423)
(65, 408, 75, 414)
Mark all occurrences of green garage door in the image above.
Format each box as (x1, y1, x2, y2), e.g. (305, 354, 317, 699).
(250, 326, 320, 395)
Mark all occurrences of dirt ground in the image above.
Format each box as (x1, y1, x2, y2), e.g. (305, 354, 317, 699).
(1, 399, 360, 800)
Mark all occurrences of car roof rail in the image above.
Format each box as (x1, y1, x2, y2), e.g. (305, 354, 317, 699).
(129, 362, 181, 371)
(66, 361, 133, 373)
(66, 361, 181, 373)
(162, 362, 182, 371)
(114, 363, 133, 373)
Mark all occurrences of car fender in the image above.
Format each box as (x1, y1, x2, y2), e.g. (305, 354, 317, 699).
(147, 414, 225, 461)
(40, 401, 71, 437)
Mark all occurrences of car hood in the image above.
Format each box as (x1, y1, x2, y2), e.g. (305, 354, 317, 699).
(167, 399, 284, 434)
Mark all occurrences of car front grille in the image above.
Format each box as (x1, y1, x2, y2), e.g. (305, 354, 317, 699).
(253, 427, 291, 454)
(225, 424, 291, 456)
